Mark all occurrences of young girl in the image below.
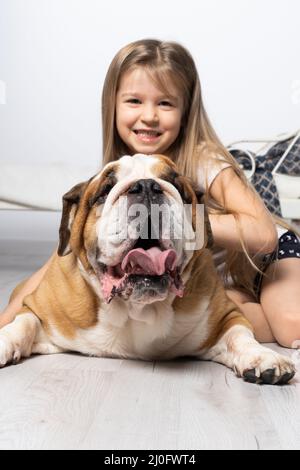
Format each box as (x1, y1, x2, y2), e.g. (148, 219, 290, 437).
(1, 39, 300, 349)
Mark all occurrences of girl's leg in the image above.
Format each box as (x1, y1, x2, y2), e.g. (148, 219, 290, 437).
(226, 288, 275, 343)
(260, 258, 300, 348)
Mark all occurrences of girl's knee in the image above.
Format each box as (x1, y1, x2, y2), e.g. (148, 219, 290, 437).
(271, 313, 300, 349)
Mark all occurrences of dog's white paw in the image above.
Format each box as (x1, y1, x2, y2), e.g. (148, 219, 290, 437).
(0, 335, 22, 367)
(233, 347, 296, 384)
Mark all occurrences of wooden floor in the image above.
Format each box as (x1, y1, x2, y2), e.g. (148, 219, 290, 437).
(1, 239, 300, 450)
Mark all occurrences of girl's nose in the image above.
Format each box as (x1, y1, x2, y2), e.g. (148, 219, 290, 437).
(141, 105, 159, 123)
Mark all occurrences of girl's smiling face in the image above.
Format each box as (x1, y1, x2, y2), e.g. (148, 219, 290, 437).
(116, 67, 184, 155)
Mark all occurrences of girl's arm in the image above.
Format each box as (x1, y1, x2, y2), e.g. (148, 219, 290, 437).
(208, 167, 277, 254)
(0, 248, 57, 329)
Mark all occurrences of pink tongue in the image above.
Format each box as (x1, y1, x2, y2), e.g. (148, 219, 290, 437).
(121, 247, 177, 275)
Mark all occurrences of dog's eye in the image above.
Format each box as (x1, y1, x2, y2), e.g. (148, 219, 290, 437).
(98, 183, 114, 201)
(162, 170, 193, 203)
(175, 183, 192, 203)
(172, 176, 193, 204)
(90, 179, 116, 207)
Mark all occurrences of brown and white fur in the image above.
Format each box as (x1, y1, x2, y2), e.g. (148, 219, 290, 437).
(0, 154, 295, 385)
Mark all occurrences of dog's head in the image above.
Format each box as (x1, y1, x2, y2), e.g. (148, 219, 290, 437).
(58, 154, 213, 305)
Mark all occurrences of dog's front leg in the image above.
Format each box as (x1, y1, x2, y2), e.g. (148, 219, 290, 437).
(0, 312, 63, 367)
(202, 325, 296, 385)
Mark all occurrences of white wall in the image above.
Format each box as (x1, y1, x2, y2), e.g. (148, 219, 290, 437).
(0, 0, 299, 240)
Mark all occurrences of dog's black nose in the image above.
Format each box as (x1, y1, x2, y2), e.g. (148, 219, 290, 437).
(128, 179, 163, 201)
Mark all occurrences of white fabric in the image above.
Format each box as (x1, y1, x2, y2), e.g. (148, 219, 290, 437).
(276, 225, 288, 238)
(0, 162, 99, 211)
(197, 158, 231, 193)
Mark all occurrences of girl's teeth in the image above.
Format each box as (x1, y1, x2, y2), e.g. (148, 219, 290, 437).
(135, 131, 160, 136)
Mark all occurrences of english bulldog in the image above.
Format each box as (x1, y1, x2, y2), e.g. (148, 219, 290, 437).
(0, 154, 296, 384)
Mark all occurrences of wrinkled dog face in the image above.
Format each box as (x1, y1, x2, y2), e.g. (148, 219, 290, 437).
(58, 154, 210, 305)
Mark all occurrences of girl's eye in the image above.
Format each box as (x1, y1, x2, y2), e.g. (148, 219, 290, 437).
(125, 99, 173, 106)
(160, 101, 173, 107)
(126, 99, 140, 104)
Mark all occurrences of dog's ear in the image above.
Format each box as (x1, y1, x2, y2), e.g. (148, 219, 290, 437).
(194, 189, 204, 203)
(57, 181, 88, 256)
(194, 189, 214, 250)
(204, 208, 214, 249)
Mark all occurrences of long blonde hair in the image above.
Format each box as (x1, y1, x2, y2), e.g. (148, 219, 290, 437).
(101, 38, 296, 298)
